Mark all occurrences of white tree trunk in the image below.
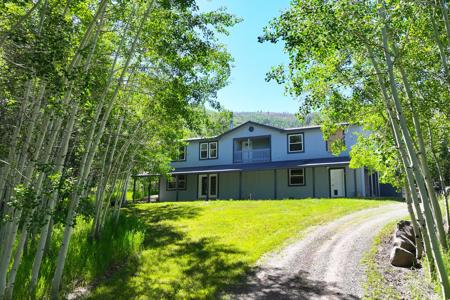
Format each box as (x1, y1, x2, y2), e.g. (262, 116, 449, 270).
(50, 3, 155, 297)
(366, 14, 450, 295)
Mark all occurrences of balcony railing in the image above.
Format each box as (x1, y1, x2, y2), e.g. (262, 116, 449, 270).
(233, 148, 271, 163)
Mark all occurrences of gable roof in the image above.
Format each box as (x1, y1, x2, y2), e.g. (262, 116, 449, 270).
(186, 121, 328, 142)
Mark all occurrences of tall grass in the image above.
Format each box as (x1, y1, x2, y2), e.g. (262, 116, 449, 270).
(13, 213, 145, 299)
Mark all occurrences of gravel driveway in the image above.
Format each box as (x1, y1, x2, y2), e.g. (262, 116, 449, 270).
(231, 203, 407, 300)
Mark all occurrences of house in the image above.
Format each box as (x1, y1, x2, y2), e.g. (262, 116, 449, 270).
(157, 121, 398, 201)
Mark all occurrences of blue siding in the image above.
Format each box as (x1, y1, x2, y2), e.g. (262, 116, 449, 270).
(276, 168, 314, 199)
(158, 166, 364, 201)
(242, 170, 275, 199)
(219, 172, 240, 199)
(159, 174, 197, 201)
(172, 123, 362, 169)
(155, 122, 380, 202)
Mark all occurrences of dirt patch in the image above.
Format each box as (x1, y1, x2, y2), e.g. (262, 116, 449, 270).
(373, 232, 437, 299)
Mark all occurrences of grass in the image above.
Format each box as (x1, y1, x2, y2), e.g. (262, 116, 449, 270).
(84, 198, 397, 299)
(13, 216, 145, 299)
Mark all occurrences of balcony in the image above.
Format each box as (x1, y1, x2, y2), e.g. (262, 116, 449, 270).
(234, 148, 271, 163)
(233, 136, 271, 163)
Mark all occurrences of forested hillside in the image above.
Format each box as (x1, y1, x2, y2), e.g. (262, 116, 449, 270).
(233, 111, 299, 128)
(194, 110, 322, 137)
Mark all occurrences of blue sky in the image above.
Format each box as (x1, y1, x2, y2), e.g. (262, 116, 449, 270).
(198, 0, 300, 113)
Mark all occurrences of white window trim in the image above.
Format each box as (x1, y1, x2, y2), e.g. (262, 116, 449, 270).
(198, 174, 218, 198)
(288, 133, 304, 153)
(200, 143, 209, 159)
(200, 141, 218, 160)
(209, 142, 218, 159)
(288, 168, 305, 186)
(176, 146, 186, 161)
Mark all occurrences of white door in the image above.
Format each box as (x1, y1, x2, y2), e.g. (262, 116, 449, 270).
(242, 140, 252, 162)
(330, 168, 345, 197)
(198, 174, 218, 199)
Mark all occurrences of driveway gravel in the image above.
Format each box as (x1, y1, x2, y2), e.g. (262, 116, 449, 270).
(231, 203, 407, 300)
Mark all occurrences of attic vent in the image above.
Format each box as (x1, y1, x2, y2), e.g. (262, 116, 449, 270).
(249, 126, 254, 132)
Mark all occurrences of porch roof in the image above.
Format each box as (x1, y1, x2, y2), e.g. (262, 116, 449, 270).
(170, 156, 351, 175)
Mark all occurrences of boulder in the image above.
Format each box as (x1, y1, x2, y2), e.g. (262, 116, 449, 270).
(395, 220, 416, 243)
(390, 246, 416, 268)
(392, 236, 416, 254)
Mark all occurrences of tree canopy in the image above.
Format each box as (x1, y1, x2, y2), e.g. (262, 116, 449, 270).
(261, 0, 450, 297)
(0, 0, 238, 298)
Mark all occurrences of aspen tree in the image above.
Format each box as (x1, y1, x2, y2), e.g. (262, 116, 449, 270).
(50, 3, 155, 297)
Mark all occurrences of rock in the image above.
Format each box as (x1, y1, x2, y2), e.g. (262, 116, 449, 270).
(392, 236, 416, 254)
(390, 246, 416, 268)
(395, 220, 416, 243)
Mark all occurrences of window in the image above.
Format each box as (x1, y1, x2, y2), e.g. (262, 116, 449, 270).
(289, 168, 305, 186)
(288, 133, 304, 153)
(209, 142, 217, 158)
(326, 129, 345, 153)
(167, 175, 186, 190)
(167, 176, 177, 190)
(200, 143, 208, 159)
(177, 146, 186, 161)
(199, 141, 218, 159)
(177, 175, 186, 190)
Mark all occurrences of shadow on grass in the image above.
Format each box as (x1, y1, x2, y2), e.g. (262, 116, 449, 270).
(130, 203, 202, 223)
(87, 203, 363, 299)
(87, 204, 250, 299)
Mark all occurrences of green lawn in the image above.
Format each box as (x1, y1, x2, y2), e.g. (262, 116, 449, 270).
(88, 198, 398, 299)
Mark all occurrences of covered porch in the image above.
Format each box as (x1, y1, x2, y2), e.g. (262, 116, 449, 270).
(131, 173, 160, 202)
(159, 156, 368, 201)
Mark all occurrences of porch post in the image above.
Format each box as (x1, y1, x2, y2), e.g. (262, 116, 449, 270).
(206, 173, 209, 201)
(312, 167, 316, 198)
(158, 176, 161, 202)
(376, 173, 380, 196)
(132, 176, 136, 203)
(344, 167, 347, 198)
(175, 175, 179, 202)
(361, 168, 366, 197)
(274, 169, 277, 199)
(148, 175, 151, 202)
(142, 179, 145, 201)
(239, 171, 242, 199)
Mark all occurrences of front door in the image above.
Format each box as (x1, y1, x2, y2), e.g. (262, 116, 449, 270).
(198, 174, 218, 199)
(330, 168, 345, 197)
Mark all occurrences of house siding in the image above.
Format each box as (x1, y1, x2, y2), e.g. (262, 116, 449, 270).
(314, 167, 330, 198)
(219, 172, 240, 199)
(152, 122, 397, 202)
(276, 168, 312, 199)
(172, 124, 362, 169)
(158, 165, 365, 201)
(242, 170, 275, 199)
(159, 174, 197, 201)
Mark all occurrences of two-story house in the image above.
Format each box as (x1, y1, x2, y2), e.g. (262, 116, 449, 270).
(157, 121, 397, 201)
